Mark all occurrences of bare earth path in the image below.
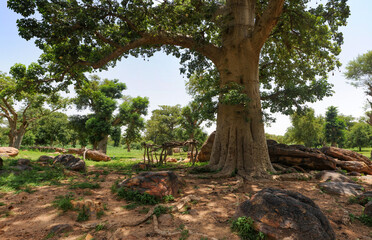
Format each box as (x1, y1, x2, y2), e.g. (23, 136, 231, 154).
(0, 166, 371, 240)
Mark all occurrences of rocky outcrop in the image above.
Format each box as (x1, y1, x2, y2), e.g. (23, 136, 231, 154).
(234, 188, 335, 240)
(118, 171, 181, 198)
(315, 171, 354, 183)
(0, 147, 19, 157)
(196, 131, 215, 162)
(268, 141, 337, 170)
(318, 182, 364, 197)
(53, 154, 85, 171)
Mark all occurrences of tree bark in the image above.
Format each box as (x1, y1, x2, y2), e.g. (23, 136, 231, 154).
(127, 142, 131, 152)
(96, 135, 108, 154)
(208, 47, 273, 177)
(8, 125, 27, 149)
(206, 0, 279, 177)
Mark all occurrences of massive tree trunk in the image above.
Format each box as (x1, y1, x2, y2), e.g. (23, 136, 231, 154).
(207, 0, 280, 177)
(96, 135, 108, 154)
(8, 123, 27, 149)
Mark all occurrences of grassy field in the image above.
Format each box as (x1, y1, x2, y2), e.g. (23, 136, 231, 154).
(346, 147, 371, 158)
(0, 145, 204, 193)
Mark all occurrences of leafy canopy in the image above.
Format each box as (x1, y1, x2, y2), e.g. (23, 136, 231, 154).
(7, 0, 350, 115)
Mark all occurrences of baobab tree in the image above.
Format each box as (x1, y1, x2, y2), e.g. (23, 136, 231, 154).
(8, 0, 349, 177)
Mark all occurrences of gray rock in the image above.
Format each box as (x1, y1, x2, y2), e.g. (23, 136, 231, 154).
(318, 182, 363, 196)
(234, 188, 335, 240)
(17, 158, 31, 166)
(315, 171, 354, 183)
(53, 154, 85, 171)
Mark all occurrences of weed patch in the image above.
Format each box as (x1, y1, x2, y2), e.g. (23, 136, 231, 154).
(231, 217, 266, 240)
(53, 194, 74, 212)
(116, 188, 158, 205)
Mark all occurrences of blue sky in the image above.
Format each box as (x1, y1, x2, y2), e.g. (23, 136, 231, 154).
(0, 1, 371, 135)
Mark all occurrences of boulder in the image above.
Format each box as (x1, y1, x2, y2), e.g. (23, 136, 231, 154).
(318, 182, 363, 197)
(53, 154, 85, 171)
(17, 159, 31, 166)
(0, 147, 19, 157)
(234, 188, 335, 240)
(118, 171, 180, 198)
(355, 191, 372, 206)
(12, 158, 32, 171)
(315, 171, 354, 183)
(131, 163, 151, 171)
(197, 131, 215, 162)
(364, 201, 372, 217)
(85, 150, 111, 162)
(38, 155, 54, 163)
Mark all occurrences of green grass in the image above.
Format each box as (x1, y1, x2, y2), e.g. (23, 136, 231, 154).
(231, 217, 266, 240)
(346, 147, 372, 158)
(53, 194, 74, 212)
(0, 163, 66, 192)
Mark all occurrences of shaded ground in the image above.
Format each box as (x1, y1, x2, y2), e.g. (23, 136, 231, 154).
(0, 165, 371, 240)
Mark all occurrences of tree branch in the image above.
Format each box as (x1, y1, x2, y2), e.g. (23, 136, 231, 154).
(80, 32, 221, 69)
(252, 0, 285, 50)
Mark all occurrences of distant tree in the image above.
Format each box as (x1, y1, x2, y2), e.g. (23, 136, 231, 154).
(325, 106, 346, 147)
(285, 108, 324, 147)
(120, 96, 149, 152)
(111, 126, 121, 147)
(346, 122, 372, 151)
(179, 100, 215, 140)
(68, 115, 90, 148)
(338, 114, 356, 131)
(0, 65, 69, 149)
(32, 112, 71, 147)
(74, 75, 126, 153)
(265, 133, 286, 144)
(145, 105, 182, 145)
(345, 50, 372, 107)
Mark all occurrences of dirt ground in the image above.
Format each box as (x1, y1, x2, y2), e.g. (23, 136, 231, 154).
(0, 166, 371, 240)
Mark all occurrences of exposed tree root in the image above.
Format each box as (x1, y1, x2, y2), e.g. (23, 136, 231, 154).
(118, 195, 201, 227)
(174, 195, 200, 211)
(152, 215, 181, 236)
(120, 204, 159, 226)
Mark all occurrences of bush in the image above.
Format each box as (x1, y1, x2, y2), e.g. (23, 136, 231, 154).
(231, 217, 266, 240)
(53, 194, 74, 212)
(116, 187, 158, 205)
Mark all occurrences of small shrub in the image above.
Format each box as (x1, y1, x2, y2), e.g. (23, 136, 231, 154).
(163, 195, 175, 203)
(76, 206, 90, 222)
(153, 205, 170, 217)
(358, 214, 372, 227)
(96, 210, 104, 219)
(122, 203, 139, 210)
(231, 217, 266, 240)
(116, 188, 158, 205)
(0, 202, 5, 206)
(95, 223, 105, 231)
(53, 194, 74, 212)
